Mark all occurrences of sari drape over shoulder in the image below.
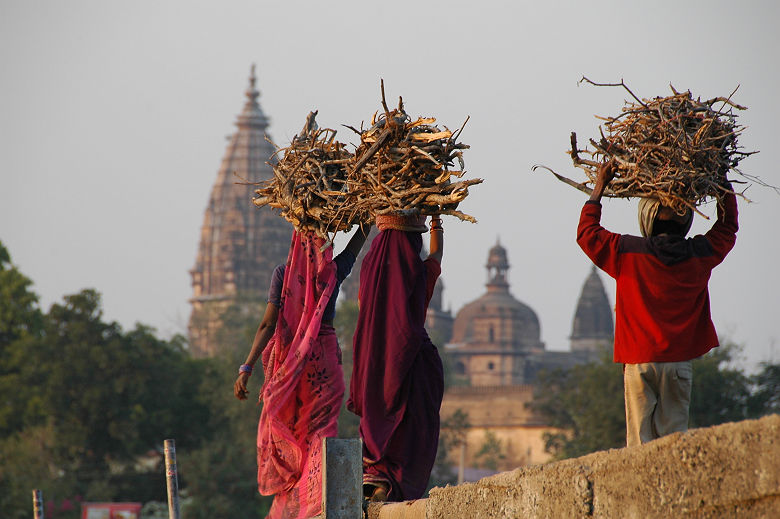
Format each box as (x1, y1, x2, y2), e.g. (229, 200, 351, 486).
(257, 231, 342, 519)
(347, 230, 444, 501)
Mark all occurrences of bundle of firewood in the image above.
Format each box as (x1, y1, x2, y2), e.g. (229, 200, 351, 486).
(537, 78, 758, 217)
(253, 84, 482, 238)
(252, 111, 361, 236)
(346, 91, 482, 222)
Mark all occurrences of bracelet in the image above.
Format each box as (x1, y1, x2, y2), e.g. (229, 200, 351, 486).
(239, 364, 253, 375)
(430, 227, 443, 232)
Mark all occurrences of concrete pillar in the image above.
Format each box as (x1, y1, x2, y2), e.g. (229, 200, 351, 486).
(322, 437, 362, 519)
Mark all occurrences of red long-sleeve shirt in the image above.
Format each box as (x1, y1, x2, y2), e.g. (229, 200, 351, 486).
(577, 193, 738, 363)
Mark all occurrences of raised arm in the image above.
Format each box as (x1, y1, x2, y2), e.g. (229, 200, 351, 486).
(577, 161, 622, 277)
(344, 223, 372, 258)
(589, 160, 617, 203)
(703, 181, 739, 263)
(427, 215, 443, 264)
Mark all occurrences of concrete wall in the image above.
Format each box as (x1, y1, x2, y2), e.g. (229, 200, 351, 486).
(369, 414, 780, 518)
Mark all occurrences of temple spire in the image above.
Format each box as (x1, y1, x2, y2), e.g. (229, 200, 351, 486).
(236, 64, 268, 130)
(570, 265, 614, 352)
(246, 64, 259, 104)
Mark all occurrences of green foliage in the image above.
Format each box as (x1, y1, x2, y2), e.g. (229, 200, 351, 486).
(0, 282, 211, 517)
(529, 351, 626, 460)
(690, 343, 752, 427)
(429, 408, 471, 490)
(180, 302, 273, 519)
(530, 343, 776, 461)
(749, 361, 780, 416)
(441, 408, 471, 448)
(473, 431, 506, 471)
(15, 290, 210, 468)
(0, 425, 78, 519)
(333, 300, 360, 438)
(0, 241, 44, 349)
(214, 297, 266, 363)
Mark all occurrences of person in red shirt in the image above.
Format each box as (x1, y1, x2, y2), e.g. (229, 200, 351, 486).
(577, 161, 738, 446)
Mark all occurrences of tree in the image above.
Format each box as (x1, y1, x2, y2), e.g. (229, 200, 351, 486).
(749, 361, 780, 416)
(179, 299, 273, 519)
(529, 343, 772, 461)
(0, 424, 77, 519)
(0, 241, 45, 434)
(689, 343, 752, 427)
(0, 241, 44, 350)
(333, 300, 361, 438)
(529, 352, 625, 460)
(474, 431, 506, 471)
(430, 408, 470, 489)
(0, 287, 212, 518)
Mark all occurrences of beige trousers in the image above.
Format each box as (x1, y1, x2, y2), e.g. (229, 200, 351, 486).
(623, 361, 692, 447)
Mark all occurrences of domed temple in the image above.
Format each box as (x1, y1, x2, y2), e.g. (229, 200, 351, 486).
(440, 240, 614, 472)
(447, 240, 544, 385)
(445, 240, 610, 387)
(188, 67, 291, 357)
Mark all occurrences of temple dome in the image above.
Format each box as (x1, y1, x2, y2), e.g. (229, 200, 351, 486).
(450, 239, 543, 352)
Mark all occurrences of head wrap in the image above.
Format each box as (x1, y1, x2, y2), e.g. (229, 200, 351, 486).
(637, 198, 661, 238)
(638, 198, 693, 237)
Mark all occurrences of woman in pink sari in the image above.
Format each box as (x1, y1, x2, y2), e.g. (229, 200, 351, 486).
(234, 227, 369, 519)
(348, 213, 445, 502)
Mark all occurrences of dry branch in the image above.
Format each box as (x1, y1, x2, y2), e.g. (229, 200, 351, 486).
(251, 84, 481, 239)
(251, 111, 362, 238)
(538, 78, 764, 217)
(349, 82, 482, 222)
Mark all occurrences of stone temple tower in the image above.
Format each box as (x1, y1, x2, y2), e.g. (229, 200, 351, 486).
(569, 265, 614, 352)
(188, 66, 291, 357)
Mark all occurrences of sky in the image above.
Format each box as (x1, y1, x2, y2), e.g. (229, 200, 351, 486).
(1, 0, 778, 371)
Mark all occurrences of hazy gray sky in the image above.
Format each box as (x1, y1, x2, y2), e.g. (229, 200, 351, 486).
(2, 0, 778, 369)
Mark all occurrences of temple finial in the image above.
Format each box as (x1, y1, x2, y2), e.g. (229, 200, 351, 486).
(246, 64, 259, 104)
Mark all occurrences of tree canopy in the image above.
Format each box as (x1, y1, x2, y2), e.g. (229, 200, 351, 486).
(530, 345, 778, 461)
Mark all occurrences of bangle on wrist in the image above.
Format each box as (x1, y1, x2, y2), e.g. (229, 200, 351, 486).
(239, 364, 253, 375)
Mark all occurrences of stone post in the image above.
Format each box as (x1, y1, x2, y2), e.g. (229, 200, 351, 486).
(322, 437, 362, 518)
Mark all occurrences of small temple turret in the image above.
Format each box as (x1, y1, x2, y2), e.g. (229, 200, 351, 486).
(570, 265, 614, 352)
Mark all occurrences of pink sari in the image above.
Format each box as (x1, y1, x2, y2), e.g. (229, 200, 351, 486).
(257, 232, 343, 519)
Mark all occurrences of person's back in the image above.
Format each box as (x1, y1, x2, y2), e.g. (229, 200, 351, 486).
(576, 161, 738, 445)
(579, 192, 738, 363)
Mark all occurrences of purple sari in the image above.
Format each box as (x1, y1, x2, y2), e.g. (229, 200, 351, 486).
(347, 230, 444, 501)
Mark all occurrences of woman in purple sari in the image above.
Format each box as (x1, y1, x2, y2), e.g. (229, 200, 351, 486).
(348, 213, 445, 502)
